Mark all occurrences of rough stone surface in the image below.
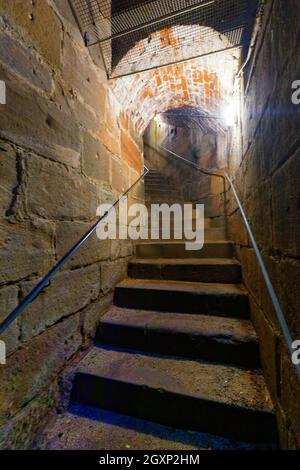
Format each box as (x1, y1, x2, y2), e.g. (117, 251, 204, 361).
(128, 257, 241, 283)
(228, 0, 300, 447)
(39, 403, 264, 450)
(280, 344, 300, 444)
(62, 34, 106, 115)
(72, 346, 276, 444)
(81, 293, 113, 347)
(55, 221, 109, 270)
(110, 239, 134, 260)
(0, 28, 53, 93)
(20, 265, 100, 342)
(82, 132, 111, 184)
(272, 149, 300, 258)
(26, 154, 101, 220)
(0, 0, 142, 450)
(97, 306, 259, 368)
(0, 65, 81, 166)
(121, 130, 141, 172)
(249, 299, 279, 402)
(136, 241, 234, 259)
(0, 314, 81, 421)
(0, 0, 62, 69)
(0, 381, 59, 450)
(0, 141, 18, 217)
(101, 259, 128, 293)
(0, 219, 54, 284)
(111, 155, 129, 193)
(114, 278, 249, 318)
(0, 284, 19, 354)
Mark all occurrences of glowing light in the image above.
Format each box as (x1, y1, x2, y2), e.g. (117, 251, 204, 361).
(223, 101, 237, 127)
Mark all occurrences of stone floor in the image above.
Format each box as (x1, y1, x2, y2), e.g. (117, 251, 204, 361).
(40, 404, 268, 450)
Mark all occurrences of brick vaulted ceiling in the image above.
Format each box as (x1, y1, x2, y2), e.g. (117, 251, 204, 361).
(71, 0, 259, 135)
(110, 25, 240, 134)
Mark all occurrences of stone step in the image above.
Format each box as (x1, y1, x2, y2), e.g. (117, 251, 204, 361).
(145, 178, 170, 185)
(128, 258, 242, 283)
(146, 170, 165, 176)
(96, 306, 260, 368)
(145, 175, 168, 181)
(137, 227, 227, 242)
(145, 197, 184, 204)
(145, 183, 178, 191)
(145, 197, 185, 204)
(136, 241, 235, 259)
(114, 279, 249, 318)
(145, 186, 180, 193)
(145, 185, 180, 190)
(147, 216, 212, 229)
(71, 347, 277, 444)
(40, 404, 268, 450)
(145, 187, 180, 193)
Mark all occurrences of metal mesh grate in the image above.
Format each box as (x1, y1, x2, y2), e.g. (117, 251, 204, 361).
(70, 0, 259, 78)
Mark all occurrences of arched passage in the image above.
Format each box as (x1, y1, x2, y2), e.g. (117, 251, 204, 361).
(111, 25, 241, 136)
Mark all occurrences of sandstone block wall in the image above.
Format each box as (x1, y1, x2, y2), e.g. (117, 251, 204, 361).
(228, 0, 300, 448)
(0, 0, 143, 449)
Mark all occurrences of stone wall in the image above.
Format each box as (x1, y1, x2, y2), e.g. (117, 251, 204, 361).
(228, 0, 300, 448)
(0, 0, 143, 449)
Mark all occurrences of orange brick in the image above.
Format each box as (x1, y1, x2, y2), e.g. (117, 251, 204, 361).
(203, 70, 210, 82)
(156, 75, 162, 87)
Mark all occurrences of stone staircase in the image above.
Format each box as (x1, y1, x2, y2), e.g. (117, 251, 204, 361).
(40, 169, 278, 450)
(144, 168, 185, 205)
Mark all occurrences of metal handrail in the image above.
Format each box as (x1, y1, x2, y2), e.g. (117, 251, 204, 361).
(0, 165, 149, 335)
(159, 144, 225, 180)
(159, 145, 299, 375)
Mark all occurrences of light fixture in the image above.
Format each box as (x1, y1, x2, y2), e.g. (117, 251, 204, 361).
(222, 101, 237, 127)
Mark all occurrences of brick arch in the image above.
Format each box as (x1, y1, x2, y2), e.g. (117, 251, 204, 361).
(111, 25, 240, 136)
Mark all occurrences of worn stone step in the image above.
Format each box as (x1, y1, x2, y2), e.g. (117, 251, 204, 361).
(145, 190, 180, 197)
(114, 279, 249, 318)
(136, 241, 234, 259)
(145, 183, 181, 190)
(146, 170, 165, 176)
(145, 183, 179, 190)
(40, 404, 268, 450)
(145, 183, 178, 190)
(147, 216, 213, 229)
(128, 258, 242, 283)
(145, 197, 185, 204)
(71, 347, 277, 444)
(145, 179, 170, 185)
(145, 175, 168, 181)
(145, 196, 183, 203)
(140, 227, 226, 242)
(96, 306, 260, 368)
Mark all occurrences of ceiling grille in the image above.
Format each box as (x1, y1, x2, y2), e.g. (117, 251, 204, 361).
(70, 0, 260, 79)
